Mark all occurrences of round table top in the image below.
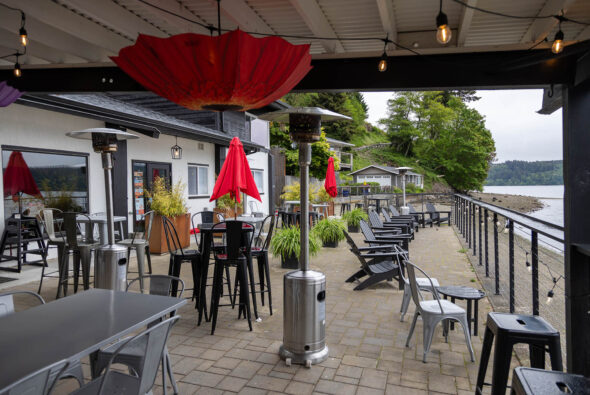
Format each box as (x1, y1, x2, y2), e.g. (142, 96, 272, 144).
(437, 285, 485, 300)
(197, 222, 254, 232)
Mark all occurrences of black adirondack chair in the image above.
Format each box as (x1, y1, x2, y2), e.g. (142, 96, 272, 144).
(408, 203, 433, 228)
(388, 205, 419, 232)
(368, 210, 413, 240)
(380, 207, 416, 236)
(343, 230, 403, 290)
(360, 219, 411, 257)
(425, 202, 451, 226)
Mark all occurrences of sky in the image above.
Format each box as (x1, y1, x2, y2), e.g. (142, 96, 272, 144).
(362, 90, 563, 163)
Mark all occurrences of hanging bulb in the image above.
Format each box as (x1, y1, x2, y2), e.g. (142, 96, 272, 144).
(13, 59, 21, 78)
(19, 27, 28, 47)
(552, 29, 564, 54)
(436, 10, 452, 45)
(378, 52, 387, 72)
(525, 260, 531, 272)
(546, 290, 554, 304)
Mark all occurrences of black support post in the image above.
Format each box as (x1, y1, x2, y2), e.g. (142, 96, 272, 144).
(494, 213, 500, 295)
(532, 231, 539, 316)
(563, 80, 590, 375)
(473, 203, 477, 256)
(484, 208, 489, 277)
(478, 206, 482, 265)
(509, 219, 515, 313)
(467, 202, 471, 247)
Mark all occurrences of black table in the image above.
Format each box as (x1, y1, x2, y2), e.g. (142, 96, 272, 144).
(197, 222, 256, 324)
(511, 367, 590, 395)
(0, 289, 186, 391)
(437, 285, 485, 335)
(368, 198, 388, 212)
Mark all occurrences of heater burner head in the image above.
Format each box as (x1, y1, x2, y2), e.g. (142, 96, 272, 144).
(66, 128, 139, 153)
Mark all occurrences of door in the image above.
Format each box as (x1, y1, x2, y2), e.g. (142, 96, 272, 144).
(132, 161, 172, 230)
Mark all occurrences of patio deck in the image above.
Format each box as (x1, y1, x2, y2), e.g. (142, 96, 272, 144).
(1, 226, 521, 394)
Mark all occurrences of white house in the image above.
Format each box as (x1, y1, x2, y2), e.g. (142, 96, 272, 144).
(349, 165, 424, 189)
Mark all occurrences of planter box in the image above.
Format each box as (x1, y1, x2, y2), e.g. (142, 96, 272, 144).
(323, 240, 338, 248)
(214, 207, 243, 220)
(347, 225, 359, 233)
(281, 254, 299, 269)
(148, 213, 190, 254)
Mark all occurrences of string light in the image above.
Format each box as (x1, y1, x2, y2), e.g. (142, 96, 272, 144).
(546, 289, 554, 304)
(525, 252, 531, 272)
(378, 37, 389, 72)
(13, 54, 21, 78)
(552, 24, 564, 54)
(19, 13, 27, 47)
(436, 0, 452, 45)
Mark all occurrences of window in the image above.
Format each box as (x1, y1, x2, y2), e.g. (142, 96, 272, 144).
(188, 164, 208, 196)
(252, 169, 264, 194)
(2, 148, 89, 219)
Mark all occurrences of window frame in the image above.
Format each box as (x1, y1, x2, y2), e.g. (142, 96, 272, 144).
(251, 168, 264, 195)
(188, 163, 209, 199)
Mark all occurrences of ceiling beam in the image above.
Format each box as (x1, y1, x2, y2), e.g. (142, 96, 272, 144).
(134, 0, 211, 35)
(218, 0, 274, 35)
(0, 29, 86, 64)
(1, 0, 130, 54)
(576, 26, 590, 41)
(0, 45, 49, 65)
(288, 0, 345, 53)
(457, 0, 477, 47)
(375, 0, 397, 51)
(0, 12, 111, 62)
(57, 0, 168, 40)
(521, 0, 576, 43)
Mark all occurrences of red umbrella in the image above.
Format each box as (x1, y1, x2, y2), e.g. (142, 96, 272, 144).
(210, 137, 261, 211)
(324, 156, 338, 198)
(3, 151, 41, 213)
(112, 30, 312, 112)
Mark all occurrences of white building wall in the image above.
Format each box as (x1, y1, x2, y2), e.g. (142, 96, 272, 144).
(245, 151, 269, 215)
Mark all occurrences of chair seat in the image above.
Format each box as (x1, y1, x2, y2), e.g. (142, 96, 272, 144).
(71, 370, 139, 395)
(118, 238, 148, 247)
(96, 336, 146, 373)
(216, 253, 246, 260)
(420, 299, 465, 315)
(170, 249, 200, 257)
(417, 277, 439, 288)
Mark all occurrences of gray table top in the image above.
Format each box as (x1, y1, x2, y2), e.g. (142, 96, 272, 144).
(437, 285, 485, 299)
(76, 215, 127, 224)
(0, 289, 186, 390)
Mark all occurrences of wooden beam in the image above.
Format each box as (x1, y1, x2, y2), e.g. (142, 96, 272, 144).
(134, 0, 211, 35)
(219, 0, 274, 34)
(0, 29, 87, 64)
(288, 0, 345, 53)
(457, 0, 477, 47)
(521, 0, 576, 43)
(0, 45, 49, 65)
(375, 0, 397, 50)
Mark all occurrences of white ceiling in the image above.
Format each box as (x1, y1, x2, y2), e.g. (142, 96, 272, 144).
(0, 0, 589, 67)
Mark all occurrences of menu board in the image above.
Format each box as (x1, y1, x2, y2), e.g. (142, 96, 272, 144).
(134, 171, 145, 221)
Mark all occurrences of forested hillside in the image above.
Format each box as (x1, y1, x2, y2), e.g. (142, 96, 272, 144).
(486, 160, 563, 185)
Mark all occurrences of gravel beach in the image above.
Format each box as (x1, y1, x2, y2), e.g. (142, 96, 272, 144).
(469, 191, 544, 213)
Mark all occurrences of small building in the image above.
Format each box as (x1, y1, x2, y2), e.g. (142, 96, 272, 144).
(349, 165, 424, 189)
(325, 137, 354, 170)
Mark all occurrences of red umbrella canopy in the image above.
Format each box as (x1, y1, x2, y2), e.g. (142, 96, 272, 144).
(324, 156, 338, 198)
(210, 137, 261, 204)
(111, 30, 312, 112)
(3, 151, 41, 200)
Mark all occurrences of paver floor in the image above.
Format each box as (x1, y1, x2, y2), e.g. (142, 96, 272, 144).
(2, 225, 521, 394)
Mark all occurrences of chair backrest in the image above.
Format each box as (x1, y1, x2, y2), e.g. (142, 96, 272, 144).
(6, 359, 69, 395)
(212, 220, 253, 261)
(39, 208, 63, 242)
(96, 316, 179, 395)
(389, 205, 400, 217)
(381, 207, 392, 222)
(162, 216, 184, 256)
(359, 220, 377, 243)
(425, 202, 440, 219)
(62, 212, 88, 247)
(127, 275, 185, 298)
(404, 260, 444, 314)
(0, 290, 45, 317)
(255, 214, 275, 250)
(132, 210, 155, 242)
(407, 203, 418, 214)
(368, 210, 384, 228)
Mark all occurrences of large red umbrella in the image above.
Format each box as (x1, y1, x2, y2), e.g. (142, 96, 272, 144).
(210, 137, 261, 212)
(324, 156, 338, 198)
(112, 30, 312, 112)
(3, 151, 41, 213)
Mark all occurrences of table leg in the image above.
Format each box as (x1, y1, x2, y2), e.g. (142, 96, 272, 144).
(198, 233, 212, 325)
(474, 300, 479, 336)
(118, 221, 124, 242)
(466, 299, 473, 335)
(99, 223, 107, 245)
(135, 245, 146, 292)
(246, 254, 259, 320)
(450, 297, 455, 330)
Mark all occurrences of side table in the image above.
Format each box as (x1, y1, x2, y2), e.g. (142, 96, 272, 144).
(437, 285, 485, 335)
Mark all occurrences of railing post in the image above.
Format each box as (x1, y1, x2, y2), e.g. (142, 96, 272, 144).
(494, 212, 500, 295)
(467, 202, 471, 247)
(472, 203, 477, 256)
(509, 219, 515, 313)
(484, 208, 489, 277)
(531, 231, 539, 315)
(459, 199, 463, 234)
(478, 205, 482, 265)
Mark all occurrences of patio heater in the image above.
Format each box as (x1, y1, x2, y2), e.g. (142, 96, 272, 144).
(66, 128, 138, 291)
(397, 167, 412, 215)
(259, 108, 351, 367)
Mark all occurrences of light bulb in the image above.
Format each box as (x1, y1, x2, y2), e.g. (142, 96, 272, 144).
(19, 27, 28, 46)
(13, 62, 21, 77)
(526, 261, 531, 272)
(546, 290, 554, 304)
(503, 227, 509, 234)
(378, 52, 387, 72)
(552, 30, 564, 54)
(436, 12, 452, 45)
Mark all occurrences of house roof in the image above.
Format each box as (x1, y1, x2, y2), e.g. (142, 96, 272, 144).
(326, 137, 355, 148)
(349, 165, 423, 176)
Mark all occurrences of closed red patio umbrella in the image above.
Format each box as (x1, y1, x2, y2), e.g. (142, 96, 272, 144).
(210, 137, 261, 216)
(324, 156, 338, 198)
(3, 151, 41, 214)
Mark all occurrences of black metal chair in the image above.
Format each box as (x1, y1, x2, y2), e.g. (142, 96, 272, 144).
(368, 209, 412, 238)
(250, 214, 275, 314)
(425, 202, 451, 226)
(209, 221, 253, 335)
(190, 211, 224, 252)
(360, 219, 411, 257)
(162, 216, 201, 301)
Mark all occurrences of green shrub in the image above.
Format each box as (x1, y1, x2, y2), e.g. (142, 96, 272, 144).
(216, 193, 243, 211)
(311, 218, 346, 243)
(342, 208, 368, 227)
(270, 225, 321, 258)
(146, 177, 187, 217)
(393, 187, 403, 193)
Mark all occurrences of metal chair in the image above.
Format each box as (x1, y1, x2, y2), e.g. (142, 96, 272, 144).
(388, 204, 419, 231)
(117, 211, 155, 291)
(190, 211, 224, 252)
(0, 290, 85, 388)
(94, 275, 185, 395)
(162, 216, 200, 300)
(3, 359, 69, 395)
(72, 316, 179, 395)
(37, 208, 65, 294)
(250, 214, 275, 314)
(404, 260, 475, 363)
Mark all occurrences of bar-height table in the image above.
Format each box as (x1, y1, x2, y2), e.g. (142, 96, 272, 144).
(0, 289, 186, 391)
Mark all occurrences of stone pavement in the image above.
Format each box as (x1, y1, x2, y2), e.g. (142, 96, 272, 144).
(4, 225, 521, 394)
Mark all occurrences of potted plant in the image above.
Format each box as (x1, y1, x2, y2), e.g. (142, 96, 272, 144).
(312, 218, 346, 248)
(215, 193, 243, 219)
(145, 177, 189, 254)
(270, 225, 320, 269)
(342, 208, 368, 233)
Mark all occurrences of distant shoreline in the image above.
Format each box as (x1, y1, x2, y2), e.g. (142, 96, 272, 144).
(470, 191, 544, 214)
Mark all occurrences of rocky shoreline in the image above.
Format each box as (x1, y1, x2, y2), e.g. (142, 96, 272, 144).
(469, 191, 544, 214)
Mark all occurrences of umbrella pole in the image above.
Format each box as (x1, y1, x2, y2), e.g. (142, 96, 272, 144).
(18, 192, 22, 215)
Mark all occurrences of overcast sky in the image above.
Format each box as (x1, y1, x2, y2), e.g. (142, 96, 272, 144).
(362, 90, 563, 163)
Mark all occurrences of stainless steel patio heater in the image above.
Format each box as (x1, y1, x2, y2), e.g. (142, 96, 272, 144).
(66, 128, 138, 291)
(259, 108, 350, 367)
(397, 167, 412, 215)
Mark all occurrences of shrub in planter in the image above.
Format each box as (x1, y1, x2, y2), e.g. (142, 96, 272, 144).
(312, 218, 346, 248)
(342, 208, 368, 233)
(270, 225, 320, 269)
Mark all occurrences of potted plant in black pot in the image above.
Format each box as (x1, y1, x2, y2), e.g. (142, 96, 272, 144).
(342, 208, 368, 233)
(312, 218, 346, 248)
(270, 225, 321, 269)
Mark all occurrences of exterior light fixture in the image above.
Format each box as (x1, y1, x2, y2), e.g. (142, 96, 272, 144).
(13, 55, 21, 78)
(171, 136, 182, 159)
(378, 52, 387, 72)
(552, 28, 564, 54)
(546, 290, 554, 304)
(436, 0, 452, 45)
(19, 13, 27, 47)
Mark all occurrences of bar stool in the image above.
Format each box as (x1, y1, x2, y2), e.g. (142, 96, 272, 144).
(355, 203, 364, 210)
(476, 312, 563, 395)
(340, 203, 351, 215)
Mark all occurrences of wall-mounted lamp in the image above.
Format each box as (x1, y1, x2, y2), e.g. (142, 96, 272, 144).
(171, 136, 182, 159)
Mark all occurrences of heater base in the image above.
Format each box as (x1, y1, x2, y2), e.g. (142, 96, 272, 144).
(279, 344, 329, 367)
